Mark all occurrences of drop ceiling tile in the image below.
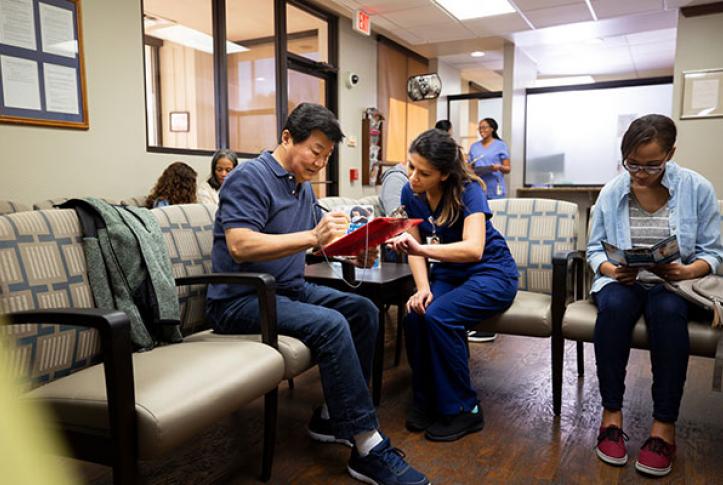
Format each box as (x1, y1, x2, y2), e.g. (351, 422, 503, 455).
(354, 0, 426, 15)
(590, 0, 665, 19)
(624, 27, 676, 45)
(462, 13, 532, 36)
(378, 5, 456, 27)
(405, 24, 477, 43)
(514, 0, 583, 9)
(524, 3, 594, 28)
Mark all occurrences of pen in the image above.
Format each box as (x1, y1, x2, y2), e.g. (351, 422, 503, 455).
(315, 203, 329, 213)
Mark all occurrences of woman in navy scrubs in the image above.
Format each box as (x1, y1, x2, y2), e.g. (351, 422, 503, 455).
(387, 128, 518, 442)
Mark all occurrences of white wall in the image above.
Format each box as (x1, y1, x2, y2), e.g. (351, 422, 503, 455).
(502, 42, 536, 196)
(431, 59, 462, 122)
(337, 17, 378, 199)
(672, 11, 723, 194)
(0, 0, 211, 206)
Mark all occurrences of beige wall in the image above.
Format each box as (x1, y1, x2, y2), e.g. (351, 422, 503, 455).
(0, 0, 212, 206)
(337, 17, 378, 199)
(672, 11, 723, 194)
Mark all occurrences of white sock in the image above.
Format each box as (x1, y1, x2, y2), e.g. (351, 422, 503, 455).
(320, 402, 330, 420)
(354, 430, 383, 457)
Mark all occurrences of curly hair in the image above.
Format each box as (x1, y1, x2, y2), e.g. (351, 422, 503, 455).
(146, 161, 198, 208)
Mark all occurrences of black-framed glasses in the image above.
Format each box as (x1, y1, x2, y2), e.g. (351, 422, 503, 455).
(622, 159, 667, 174)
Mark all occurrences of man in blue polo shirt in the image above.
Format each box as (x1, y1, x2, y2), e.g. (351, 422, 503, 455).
(206, 103, 428, 485)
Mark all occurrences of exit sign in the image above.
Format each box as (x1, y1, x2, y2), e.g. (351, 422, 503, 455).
(353, 9, 371, 36)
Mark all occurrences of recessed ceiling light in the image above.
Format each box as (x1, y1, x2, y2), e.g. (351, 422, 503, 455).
(531, 76, 595, 88)
(256, 77, 265, 82)
(434, 0, 516, 20)
(470, 51, 485, 57)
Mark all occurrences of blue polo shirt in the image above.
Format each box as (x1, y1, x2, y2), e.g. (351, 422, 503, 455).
(468, 138, 509, 199)
(207, 151, 322, 301)
(401, 181, 518, 281)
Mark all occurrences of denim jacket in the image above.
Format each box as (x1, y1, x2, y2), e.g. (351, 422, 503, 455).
(587, 162, 722, 294)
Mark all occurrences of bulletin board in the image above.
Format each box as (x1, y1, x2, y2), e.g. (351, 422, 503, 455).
(0, 0, 88, 129)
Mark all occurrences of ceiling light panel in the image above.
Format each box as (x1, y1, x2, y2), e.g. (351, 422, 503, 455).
(433, 0, 516, 20)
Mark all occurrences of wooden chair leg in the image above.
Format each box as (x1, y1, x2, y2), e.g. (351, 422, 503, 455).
(576, 341, 585, 376)
(260, 388, 278, 482)
(287, 378, 294, 390)
(394, 303, 405, 367)
(551, 333, 564, 416)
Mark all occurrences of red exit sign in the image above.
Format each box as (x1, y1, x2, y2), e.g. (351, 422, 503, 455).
(353, 9, 371, 36)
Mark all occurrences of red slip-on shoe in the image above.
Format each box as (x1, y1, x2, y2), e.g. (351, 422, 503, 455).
(635, 436, 676, 477)
(596, 425, 629, 466)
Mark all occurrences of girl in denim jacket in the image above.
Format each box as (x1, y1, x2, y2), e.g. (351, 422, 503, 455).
(587, 114, 722, 476)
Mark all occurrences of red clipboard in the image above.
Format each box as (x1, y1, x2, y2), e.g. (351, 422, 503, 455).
(320, 217, 423, 257)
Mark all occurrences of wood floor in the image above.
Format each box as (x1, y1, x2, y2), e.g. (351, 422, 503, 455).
(73, 317, 723, 485)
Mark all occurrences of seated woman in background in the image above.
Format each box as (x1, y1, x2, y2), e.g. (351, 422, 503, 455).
(588, 114, 722, 477)
(386, 129, 518, 442)
(197, 149, 238, 205)
(146, 161, 197, 208)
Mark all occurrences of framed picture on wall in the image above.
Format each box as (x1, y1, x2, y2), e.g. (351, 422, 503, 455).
(0, 0, 88, 129)
(680, 68, 723, 119)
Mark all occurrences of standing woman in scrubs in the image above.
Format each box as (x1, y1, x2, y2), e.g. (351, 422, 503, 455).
(386, 128, 518, 442)
(468, 118, 510, 199)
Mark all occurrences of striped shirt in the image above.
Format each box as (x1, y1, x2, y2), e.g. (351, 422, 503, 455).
(629, 194, 669, 285)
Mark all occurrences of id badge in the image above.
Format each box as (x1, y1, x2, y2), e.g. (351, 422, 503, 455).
(426, 235, 440, 263)
(496, 183, 503, 196)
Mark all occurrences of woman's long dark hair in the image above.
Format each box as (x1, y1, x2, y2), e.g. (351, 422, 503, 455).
(146, 161, 197, 208)
(409, 129, 484, 226)
(208, 149, 239, 190)
(482, 117, 501, 140)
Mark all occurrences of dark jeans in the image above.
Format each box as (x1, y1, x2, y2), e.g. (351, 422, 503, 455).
(207, 282, 379, 439)
(405, 273, 516, 416)
(593, 282, 692, 423)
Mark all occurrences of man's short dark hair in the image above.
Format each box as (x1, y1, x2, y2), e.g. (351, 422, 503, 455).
(435, 119, 452, 132)
(282, 103, 344, 144)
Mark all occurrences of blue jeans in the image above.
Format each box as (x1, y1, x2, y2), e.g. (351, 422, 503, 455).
(206, 282, 380, 439)
(405, 273, 517, 416)
(593, 283, 692, 423)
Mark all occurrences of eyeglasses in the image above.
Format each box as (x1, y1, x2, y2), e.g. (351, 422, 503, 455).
(622, 159, 666, 174)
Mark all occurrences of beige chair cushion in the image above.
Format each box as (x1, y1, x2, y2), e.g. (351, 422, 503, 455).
(563, 300, 721, 357)
(473, 290, 551, 337)
(184, 330, 313, 379)
(25, 341, 284, 460)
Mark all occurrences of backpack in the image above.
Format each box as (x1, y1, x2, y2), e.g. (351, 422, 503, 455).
(664, 274, 723, 391)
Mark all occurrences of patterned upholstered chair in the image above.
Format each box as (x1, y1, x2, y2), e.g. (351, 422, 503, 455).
(154, 204, 314, 383)
(555, 201, 723, 403)
(33, 197, 118, 210)
(120, 195, 148, 207)
(0, 200, 30, 215)
(318, 194, 385, 217)
(472, 198, 579, 415)
(0, 207, 287, 483)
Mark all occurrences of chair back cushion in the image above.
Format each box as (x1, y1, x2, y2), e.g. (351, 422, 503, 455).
(489, 198, 578, 294)
(152, 204, 216, 334)
(0, 200, 31, 216)
(317, 195, 384, 217)
(0, 209, 100, 387)
(120, 196, 148, 207)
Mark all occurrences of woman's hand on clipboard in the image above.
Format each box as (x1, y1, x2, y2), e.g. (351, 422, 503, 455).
(386, 232, 424, 257)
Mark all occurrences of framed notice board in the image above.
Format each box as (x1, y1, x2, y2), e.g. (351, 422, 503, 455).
(0, 0, 88, 129)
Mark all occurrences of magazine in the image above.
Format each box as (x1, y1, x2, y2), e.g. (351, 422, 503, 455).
(602, 235, 680, 267)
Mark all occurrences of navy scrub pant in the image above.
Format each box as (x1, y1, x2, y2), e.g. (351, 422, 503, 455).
(207, 281, 380, 440)
(404, 272, 517, 416)
(593, 282, 693, 423)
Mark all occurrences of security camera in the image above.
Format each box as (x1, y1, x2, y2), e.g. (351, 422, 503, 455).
(345, 72, 360, 89)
